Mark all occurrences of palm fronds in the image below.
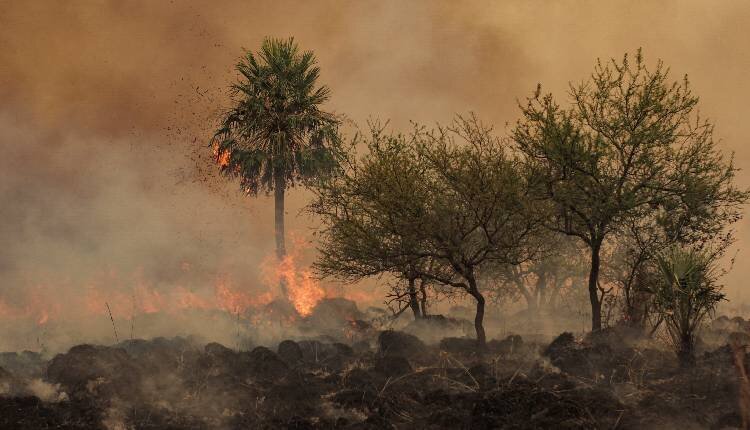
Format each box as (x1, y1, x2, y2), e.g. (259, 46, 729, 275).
(212, 37, 341, 195)
(651, 245, 725, 365)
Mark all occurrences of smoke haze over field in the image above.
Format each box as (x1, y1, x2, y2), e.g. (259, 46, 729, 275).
(1, 1, 750, 348)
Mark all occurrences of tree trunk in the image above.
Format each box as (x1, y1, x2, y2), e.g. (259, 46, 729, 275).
(407, 278, 422, 320)
(515, 279, 534, 313)
(677, 332, 695, 367)
(467, 279, 486, 349)
(547, 279, 562, 310)
(418, 279, 428, 317)
(625, 291, 648, 330)
(274, 174, 288, 298)
(588, 241, 602, 332)
(623, 265, 642, 328)
(524, 292, 536, 314)
(536, 271, 547, 312)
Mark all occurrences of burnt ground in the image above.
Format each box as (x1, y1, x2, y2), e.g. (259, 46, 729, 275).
(0, 317, 748, 430)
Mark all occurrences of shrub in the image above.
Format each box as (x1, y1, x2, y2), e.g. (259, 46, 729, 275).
(652, 246, 725, 366)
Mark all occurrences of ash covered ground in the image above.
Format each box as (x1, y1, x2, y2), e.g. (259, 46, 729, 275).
(0, 298, 747, 430)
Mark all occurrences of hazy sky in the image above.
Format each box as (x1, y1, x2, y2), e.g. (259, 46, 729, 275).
(1, 0, 749, 316)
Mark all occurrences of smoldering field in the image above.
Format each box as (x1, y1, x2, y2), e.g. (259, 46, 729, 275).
(3, 1, 750, 429)
(2, 116, 749, 430)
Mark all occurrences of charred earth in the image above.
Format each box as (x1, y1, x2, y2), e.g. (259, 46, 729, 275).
(1, 308, 749, 429)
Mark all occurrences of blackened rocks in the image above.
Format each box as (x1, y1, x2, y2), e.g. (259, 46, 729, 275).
(439, 337, 479, 354)
(0, 351, 45, 381)
(343, 367, 377, 389)
(487, 334, 524, 355)
(298, 340, 335, 363)
(352, 340, 372, 354)
(0, 366, 17, 395)
(46, 344, 142, 400)
(374, 355, 413, 378)
(277, 340, 304, 365)
(544, 332, 576, 360)
(378, 330, 426, 358)
(332, 342, 354, 357)
(204, 342, 234, 357)
(245, 346, 288, 380)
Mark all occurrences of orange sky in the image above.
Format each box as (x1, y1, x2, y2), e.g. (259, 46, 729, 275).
(1, 1, 749, 305)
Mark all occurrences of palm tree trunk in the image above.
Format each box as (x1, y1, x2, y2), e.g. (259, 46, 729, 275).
(274, 174, 288, 298)
(678, 332, 695, 367)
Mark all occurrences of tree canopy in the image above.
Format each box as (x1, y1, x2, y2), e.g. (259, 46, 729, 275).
(513, 49, 748, 331)
(212, 37, 341, 195)
(310, 116, 547, 346)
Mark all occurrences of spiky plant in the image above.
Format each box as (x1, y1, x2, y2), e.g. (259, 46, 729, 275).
(652, 246, 725, 366)
(212, 37, 341, 296)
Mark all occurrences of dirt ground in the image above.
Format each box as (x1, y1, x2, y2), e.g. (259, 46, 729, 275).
(0, 315, 747, 430)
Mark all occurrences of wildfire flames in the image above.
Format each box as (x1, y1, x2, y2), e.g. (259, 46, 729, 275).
(261, 253, 326, 317)
(0, 240, 333, 328)
(0, 285, 61, 326)
(82, 277, 275, 320)
(213, 143, 230, 168)
(264, 234, 329, 317)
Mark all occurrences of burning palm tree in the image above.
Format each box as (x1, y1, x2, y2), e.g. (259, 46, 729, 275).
(212, 37, 342, 297)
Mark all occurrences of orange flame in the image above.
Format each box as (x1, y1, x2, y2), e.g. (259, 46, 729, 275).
(214, 277, 273, 313)
(0, 235, 364, 329)
(0, 285, 59, 326)
(172, 286, 214, 311)
(261, 244, 326, 317)
(80, 276, 272, 320)
(213, 143, 230, 168)
(0, 298, 24, 320)
(37, 310, 49, 326)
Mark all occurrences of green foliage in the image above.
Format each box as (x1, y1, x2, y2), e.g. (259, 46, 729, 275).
(311, 116, 544, 284)
(309, 121, 429, 281)
(310, 115, 547, 345)
(513, 49, 748, 330)
(515, 49, 745, 245)
(414, 116, 547, 273)
(652, 246, 725, 365)
(212, 37, 341, 195)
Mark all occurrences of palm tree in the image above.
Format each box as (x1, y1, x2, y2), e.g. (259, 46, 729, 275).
(213, 37, 341, 297)
(652, 246, 725, 366)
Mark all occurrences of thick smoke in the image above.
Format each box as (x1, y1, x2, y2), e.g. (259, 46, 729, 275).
(1, 1, 750, 350)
